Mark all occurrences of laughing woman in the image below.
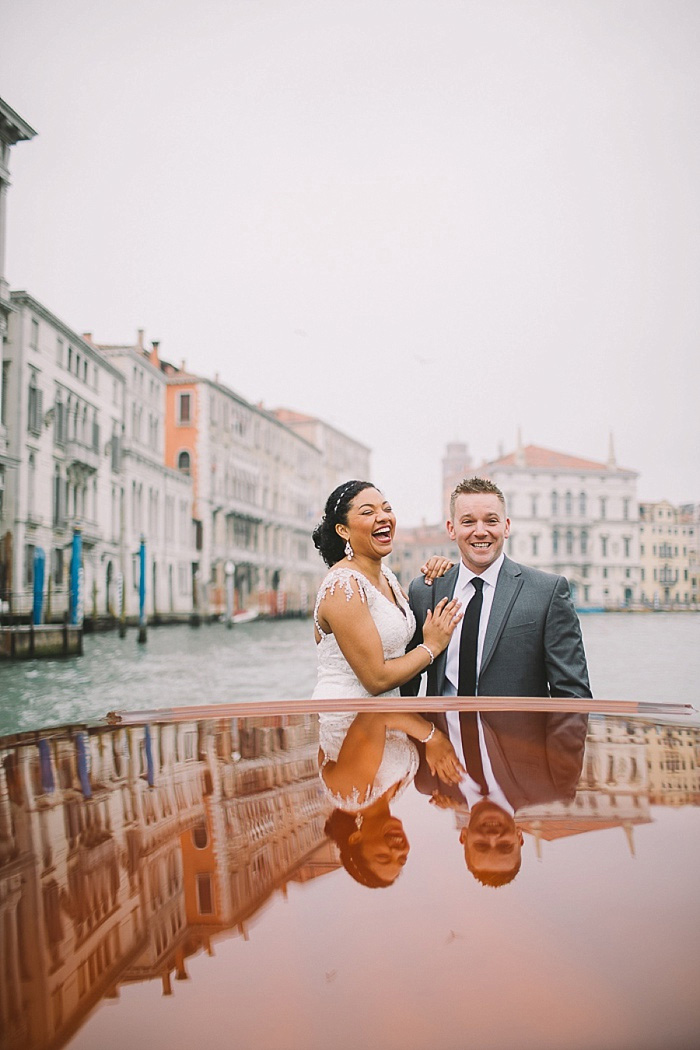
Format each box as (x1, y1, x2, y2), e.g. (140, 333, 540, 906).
(311, 480, 465, 884)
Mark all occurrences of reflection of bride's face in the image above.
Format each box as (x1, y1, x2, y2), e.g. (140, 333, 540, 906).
(351, 814, 410, 883)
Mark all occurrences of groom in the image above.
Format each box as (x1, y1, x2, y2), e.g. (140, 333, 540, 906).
(402, 475, 591, 885)
(402, 475, 591, 702)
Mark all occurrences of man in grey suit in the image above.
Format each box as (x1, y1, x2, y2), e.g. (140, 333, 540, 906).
(402, 475, 591, 885)
(402, 475, 591, 702)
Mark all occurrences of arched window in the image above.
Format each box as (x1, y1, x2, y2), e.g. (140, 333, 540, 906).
(177, 450, 191, 475)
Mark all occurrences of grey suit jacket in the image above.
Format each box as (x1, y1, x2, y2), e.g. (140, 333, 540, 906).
(413, 710, 589, 810)
(401, 556, 591, 699)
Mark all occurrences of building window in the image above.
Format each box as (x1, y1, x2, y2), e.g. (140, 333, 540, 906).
(531, 534, 539, 557)
(580, 529, 588, 555)
(25, 543, 36, 587)
(551, 492, 558, 517)
(623, 536, 631, 558)
(30, 317, 39, 349)
(177, 392, 191, 425)
(600, 497, 607, 520)
(27, 375, 43, 436)
(601, 536, 608, 557)
(196, 873, 214, 915)
(565, 491, 572, 516)
(579, 492, 586, 517)
(177, 450, 191, 474)
(552, 529, 559, 555)
(623, 498, 630, 520)
(565, 530, 574, 555)
(531, 495, 538, 518)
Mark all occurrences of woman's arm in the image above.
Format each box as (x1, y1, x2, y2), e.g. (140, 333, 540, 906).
(320, 711, 464, 795)
(318, 577, 461, 695)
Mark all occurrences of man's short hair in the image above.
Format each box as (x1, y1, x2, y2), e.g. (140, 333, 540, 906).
(450, 476, 506, 518)
(466, 856, 522, 888)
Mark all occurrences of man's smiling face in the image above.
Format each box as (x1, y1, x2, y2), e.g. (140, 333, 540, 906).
(447, 493, 510, 575)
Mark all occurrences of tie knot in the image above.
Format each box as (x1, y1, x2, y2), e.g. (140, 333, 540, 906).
(471, 577, 484, 593)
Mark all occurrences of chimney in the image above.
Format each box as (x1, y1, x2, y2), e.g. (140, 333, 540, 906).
(180, 359, 186, 372)
(82, 332, 93, 344)
(150, 340, 160, 367)
(137, 328, 144, 349)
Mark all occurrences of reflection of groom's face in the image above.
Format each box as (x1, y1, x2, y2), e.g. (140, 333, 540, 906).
(459, 800, 524, 887)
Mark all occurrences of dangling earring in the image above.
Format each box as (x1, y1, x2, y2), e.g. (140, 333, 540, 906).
(345, 540, 354, 560)
(355, 812, 363, 830)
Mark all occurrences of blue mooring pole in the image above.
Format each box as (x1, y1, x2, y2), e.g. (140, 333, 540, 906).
(70, 527, 83, 626)
(138, 534, 147, 644)
(32, 547, 45, 625)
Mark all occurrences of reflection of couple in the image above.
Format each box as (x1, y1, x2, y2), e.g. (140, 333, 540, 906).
(311, 476, 591, 886)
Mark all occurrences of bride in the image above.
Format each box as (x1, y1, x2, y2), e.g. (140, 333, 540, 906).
(311, 480, 464, 884)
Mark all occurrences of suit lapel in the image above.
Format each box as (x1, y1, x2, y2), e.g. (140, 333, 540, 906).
(479, 557, 523, 679)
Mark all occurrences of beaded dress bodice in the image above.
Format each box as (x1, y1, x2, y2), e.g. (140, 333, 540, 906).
(312, 564, 416, 700)
(313, 564, 418, 811)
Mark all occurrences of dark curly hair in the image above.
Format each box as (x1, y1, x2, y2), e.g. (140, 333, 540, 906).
(324, 810, 395, 889)
(312, 480, 375, 567)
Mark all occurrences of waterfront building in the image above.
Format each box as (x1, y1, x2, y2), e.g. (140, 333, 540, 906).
(475, 438, 641, 609)
(0, 100, 37, 581)
(161, 362, 323, 616)
(91, 332, 198, 619)
(639, 500, 698, 607)
(1, 292, 127, 619)
(272, 408, 371, 514)
(392, 438, 641, 609)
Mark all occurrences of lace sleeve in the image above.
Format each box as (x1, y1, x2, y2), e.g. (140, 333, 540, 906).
(313, 569, 370, 638)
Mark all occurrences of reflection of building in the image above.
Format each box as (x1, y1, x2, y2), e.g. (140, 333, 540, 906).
(0, 713, 333, 1048)
(639, 500, 698, 608)
(518, 718, 652, 857)
(643, 723, 700, 805)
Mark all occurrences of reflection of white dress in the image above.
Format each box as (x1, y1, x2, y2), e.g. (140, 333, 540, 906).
(313, 565, 419, 811)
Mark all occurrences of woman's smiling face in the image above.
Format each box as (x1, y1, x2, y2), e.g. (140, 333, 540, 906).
(338, 487, 396, 559)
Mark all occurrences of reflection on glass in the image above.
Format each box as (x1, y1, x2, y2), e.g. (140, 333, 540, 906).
(414, 710, 589, 886)
(1, 711, 699, 1049)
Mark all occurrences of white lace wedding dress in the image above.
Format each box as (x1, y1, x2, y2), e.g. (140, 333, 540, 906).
(313, 564, 419, 812)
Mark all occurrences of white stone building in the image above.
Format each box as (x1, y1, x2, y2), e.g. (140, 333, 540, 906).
(475, 441, 641, 608)
(272, 408, 372, 517)
(0, 99, 37, 594)
(92, 333, 198, 620)
(162, 364, 323, 617)
(639, 500, 698, 608)
(2, 293, 128, 620)
(392, 438, 641, 609)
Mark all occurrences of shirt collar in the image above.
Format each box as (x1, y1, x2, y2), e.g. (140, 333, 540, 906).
(458, 551, 505, 591)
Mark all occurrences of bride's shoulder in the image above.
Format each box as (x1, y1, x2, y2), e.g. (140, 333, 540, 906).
(316, 566, 372, 604)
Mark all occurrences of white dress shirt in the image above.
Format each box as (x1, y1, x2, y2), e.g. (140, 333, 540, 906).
(442, 551, 511, 813)
(444, 551, 505, 696)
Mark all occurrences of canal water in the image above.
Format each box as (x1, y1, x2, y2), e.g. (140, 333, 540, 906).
(0, 613, 698, 735)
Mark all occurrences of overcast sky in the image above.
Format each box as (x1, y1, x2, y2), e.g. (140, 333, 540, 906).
(2, 0, 698, 525)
